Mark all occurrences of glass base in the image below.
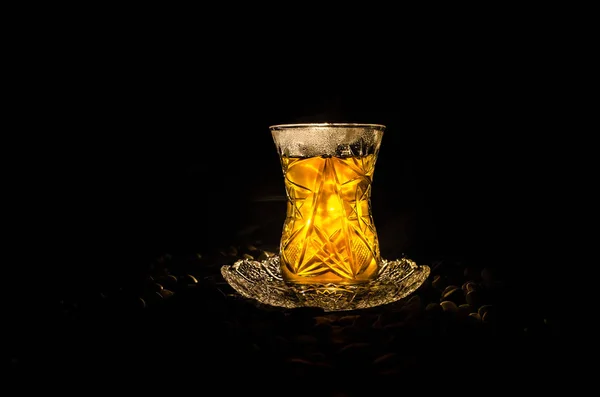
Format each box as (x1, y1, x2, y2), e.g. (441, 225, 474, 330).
(221, 255, 430, 312)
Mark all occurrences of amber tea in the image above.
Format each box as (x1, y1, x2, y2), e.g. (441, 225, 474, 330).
(270, 123, 385, 285)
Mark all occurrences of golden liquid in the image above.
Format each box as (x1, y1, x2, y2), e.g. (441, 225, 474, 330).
(279, 154, 381, 284)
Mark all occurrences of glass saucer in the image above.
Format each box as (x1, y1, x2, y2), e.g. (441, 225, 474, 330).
(220, 255, 430, 312)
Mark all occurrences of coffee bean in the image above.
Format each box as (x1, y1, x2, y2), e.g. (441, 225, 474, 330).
(144, 291, 164, 304)
(148, 282, 163, 293)
(442, 285, 460, 296)
(330, 325, 346, 344)
(441, 287, 463, 304)
(402, 295, 422, 312)
(482, 311, 494, 324)
(354, 314, 378, 329)
(478, 305, 493, 318)
(181, 274, 198, 285)
(336, 342, 372, 361)
(481, 267, 493, 283)
(440, 301, 458, 312)
(157, 275, 177, 290)
(287, 357, 312, 365)
(432, 275, 444, 289)
(372, 311, 401, 328)
(466, 290, 480, 307)
(373, 352, 398, 366)
(314, 316, 334, 326)
(425, 302, 442, 313)
(286, 358, 333, 378)
(383, 322, 406, 332)
(227, 246, 238, 256)
(458, 304, 474, 317)
(257, 250, 277, 261)
(372, 315, 385, 329)
(462, 281, 478, 293)
(136, 297, 146, 310)
(338, 315, 359, 326)
(468, 313, 481, 322)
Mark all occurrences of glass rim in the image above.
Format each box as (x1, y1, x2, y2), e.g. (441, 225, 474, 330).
(269, 122, 386, 130)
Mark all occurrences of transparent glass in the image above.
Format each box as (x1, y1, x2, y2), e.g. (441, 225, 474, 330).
(221, 255, 431, 311)
(270, 123, 385, 285)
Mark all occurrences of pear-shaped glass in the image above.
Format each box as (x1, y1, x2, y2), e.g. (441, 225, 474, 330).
(270, 123, 385, 285)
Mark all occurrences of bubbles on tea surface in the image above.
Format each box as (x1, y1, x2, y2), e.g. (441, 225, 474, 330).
(272, 125, 384, 158)
(350, 138, 368, 155)
(335, 144, 353, 157)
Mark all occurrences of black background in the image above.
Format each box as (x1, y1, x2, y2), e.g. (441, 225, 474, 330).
(35, 45, 563, 308)
(10, 12, 574, 374)
(7, 10, 579, 390)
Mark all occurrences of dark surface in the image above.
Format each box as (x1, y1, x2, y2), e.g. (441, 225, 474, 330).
(17, 129, 565, 392)
(17, 232, 563, 394)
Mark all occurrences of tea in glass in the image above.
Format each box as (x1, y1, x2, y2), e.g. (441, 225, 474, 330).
(270, 123, 385, 285)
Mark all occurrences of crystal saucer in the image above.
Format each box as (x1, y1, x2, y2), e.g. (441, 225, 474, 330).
(220, 255, 430, 312)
